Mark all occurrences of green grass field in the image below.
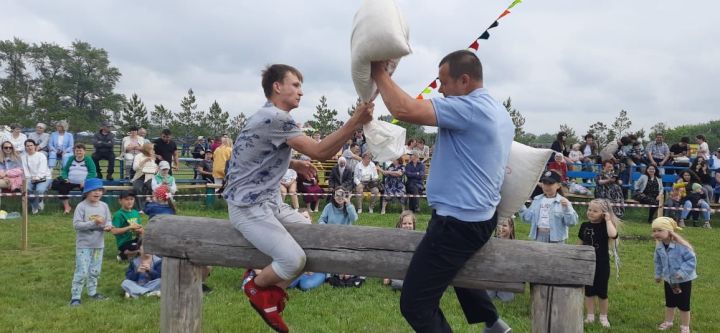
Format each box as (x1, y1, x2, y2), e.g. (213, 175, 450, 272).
(0, 198, 718, 333)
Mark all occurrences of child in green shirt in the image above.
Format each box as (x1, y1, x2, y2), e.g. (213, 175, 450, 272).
(111, 191, 144, 260)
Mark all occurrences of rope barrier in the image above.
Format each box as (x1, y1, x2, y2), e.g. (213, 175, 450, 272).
(5, 190, 718, 213)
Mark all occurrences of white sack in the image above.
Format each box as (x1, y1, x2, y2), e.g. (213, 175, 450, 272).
(497, 142, 554, 220)
(351, 0, 411, 102)
(363, 120, 406, 162)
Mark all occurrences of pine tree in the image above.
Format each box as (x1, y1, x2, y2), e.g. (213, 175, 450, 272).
(611, 109, 632, 137)
(206, 100, 229, 136)
(503, 97, 525, 140)
(151, 104, 173, 131)
(119, 93, 150, 133)
(171, 89, 198, 136)
(559, 124, 579, 145)
(306, 95, 342, 136)
(227, 112, 247, 139)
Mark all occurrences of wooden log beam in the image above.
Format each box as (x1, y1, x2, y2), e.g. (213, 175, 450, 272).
(161, 258, 203, 333)
(145, 215, 596, 292)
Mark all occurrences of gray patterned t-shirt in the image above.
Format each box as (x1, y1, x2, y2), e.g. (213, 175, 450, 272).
(223, 103, 303, 206)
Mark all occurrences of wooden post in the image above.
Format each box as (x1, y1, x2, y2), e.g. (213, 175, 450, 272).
(657, 191, 664, 218)
(531, 284, 584, 333)
(21, 182, 29, 251)
(161, 258, 203, 333)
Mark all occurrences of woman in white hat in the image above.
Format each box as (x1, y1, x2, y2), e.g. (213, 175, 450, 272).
(28, 123, 50, 156)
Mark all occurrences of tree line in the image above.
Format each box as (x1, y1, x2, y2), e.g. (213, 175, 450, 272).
(504, 97, 719, 151)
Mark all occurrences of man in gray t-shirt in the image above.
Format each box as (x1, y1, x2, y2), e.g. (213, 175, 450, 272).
(224, 64, 373, 332)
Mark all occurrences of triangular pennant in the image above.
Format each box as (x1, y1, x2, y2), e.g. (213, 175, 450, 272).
(498, 9, 511, 19)
(488, 20, 499, 29)
(508, 0, 522, 9)
(416, 94, 424, 100)
(422, 87, 433, 94)
(468, 40, 480, 50)
(429, 80, 438, 89)
(479, 31, 490, 40)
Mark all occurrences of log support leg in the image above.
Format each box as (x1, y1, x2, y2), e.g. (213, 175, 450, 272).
(531, 284, 584, 333)
(161, 258, 203, 333)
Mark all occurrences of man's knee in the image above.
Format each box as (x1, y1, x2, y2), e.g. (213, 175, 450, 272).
(282, 251, 307, 279)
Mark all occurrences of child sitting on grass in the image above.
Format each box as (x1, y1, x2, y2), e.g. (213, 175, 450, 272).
(122, 253, 162, 298)
(383, 210, 416, 291)
(69, 178, 112, 306)
(111, 191, 143, 261)
(144, 185, 176, 219)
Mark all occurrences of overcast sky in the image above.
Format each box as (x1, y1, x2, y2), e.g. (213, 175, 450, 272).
(2, 0, 718, 136)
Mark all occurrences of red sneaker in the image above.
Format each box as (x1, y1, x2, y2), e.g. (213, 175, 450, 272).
(243, 278, 289, 333)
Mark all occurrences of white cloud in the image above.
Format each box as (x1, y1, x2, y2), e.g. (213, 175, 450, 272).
(1, 0, 718, 137)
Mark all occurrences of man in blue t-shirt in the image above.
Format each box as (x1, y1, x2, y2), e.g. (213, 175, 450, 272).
(372, 50, 514, 333)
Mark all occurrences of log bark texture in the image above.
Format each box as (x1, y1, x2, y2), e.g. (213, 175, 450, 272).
(145, 215, 596, 292)
(531, 284, 584, 333)
(161, 258, 203, 333)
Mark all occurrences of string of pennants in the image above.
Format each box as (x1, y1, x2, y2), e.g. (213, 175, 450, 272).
(413, 0, 522, 101)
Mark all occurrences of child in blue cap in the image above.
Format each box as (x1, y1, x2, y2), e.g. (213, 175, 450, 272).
(69, 178, 112, 306)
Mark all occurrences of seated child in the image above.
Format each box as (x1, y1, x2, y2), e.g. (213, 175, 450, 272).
(121, 254, 162, 298)
(144, 185, 176, 219)
(383, 210, 416, 291)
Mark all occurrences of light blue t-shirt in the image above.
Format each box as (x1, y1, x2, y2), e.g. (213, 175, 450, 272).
(428, 88, 514, 222)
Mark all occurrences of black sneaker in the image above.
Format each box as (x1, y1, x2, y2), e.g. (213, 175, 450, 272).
(69, 299, 81, 307)
(89, 293, 108, 300)
(202, 284, 213, 294)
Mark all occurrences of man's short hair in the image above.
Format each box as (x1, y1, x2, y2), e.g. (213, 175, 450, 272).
(119, 191, 137, 199)
(261, 64, 304, 99)
(74, 143, 86, 150)
(438, 50, 483, 81)
(129, 125, 139, 132)
(680, 137, 689, 144)
(161, 128, 172, 136)
(584, 133, 594, 140)
(350, 143, 359, 149)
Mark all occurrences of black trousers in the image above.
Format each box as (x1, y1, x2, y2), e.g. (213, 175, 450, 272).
(400, 211, 499, 332)
(406, 181, 422, 212)
(93, 152, 115, 179)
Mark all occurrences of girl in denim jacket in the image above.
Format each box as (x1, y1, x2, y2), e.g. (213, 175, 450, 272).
(652, 217, 697, 333)
(520, 170, 579, 243)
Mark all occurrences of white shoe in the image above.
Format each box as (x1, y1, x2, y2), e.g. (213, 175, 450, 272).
(484, 318, 511, 333)
(369, 208, 374, 214)
(584, 314, 595, 323)
(38, 201, 44, 211)
(32, 208, 39, 215)
(357, 209, 362, 214)
(145, 290, 161, 297)
(599, 315, 610, 328)
(124, 292, 131, 299)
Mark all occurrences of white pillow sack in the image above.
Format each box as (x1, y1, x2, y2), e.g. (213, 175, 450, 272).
(351, 0, 411, 102)
(497, 142, 554, 220)
(363, 120, 406, 162)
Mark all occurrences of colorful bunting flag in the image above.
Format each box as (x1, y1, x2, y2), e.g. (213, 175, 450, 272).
(390, 0, 522, 125)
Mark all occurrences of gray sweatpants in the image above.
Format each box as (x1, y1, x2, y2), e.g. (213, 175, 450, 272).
(228, 199, 308, 280)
